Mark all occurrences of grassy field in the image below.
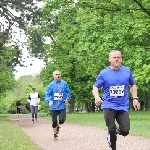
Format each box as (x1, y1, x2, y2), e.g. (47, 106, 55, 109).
(0, 115, 42, 150)
(41, 110, 150, 138)
(66, 111, 150, 138)
(1, 111, 150, 149)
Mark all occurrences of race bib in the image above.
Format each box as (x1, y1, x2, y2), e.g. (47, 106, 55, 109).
(109, 85, 125, 96)
(54, 93, 63, 100)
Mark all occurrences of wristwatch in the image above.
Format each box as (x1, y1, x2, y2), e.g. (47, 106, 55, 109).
(133, 97, 139, 100)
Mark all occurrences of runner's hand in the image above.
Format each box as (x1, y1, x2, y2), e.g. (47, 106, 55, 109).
(64, 100, 68, 105)
(133, 99, 140, 110)
(49, 101, 53, 106)
(95, 97, 103, 106)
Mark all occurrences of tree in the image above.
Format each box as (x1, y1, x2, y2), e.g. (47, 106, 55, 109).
(0, 75, 47, 114)
(27, 0, 150, 111)
(0, 0, 43, 96)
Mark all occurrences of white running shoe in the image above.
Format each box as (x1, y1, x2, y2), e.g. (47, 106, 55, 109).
(107, 134, 111, 147)
(54, 134, 58, 141)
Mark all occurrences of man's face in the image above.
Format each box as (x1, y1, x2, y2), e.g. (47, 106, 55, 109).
(109, 51, 122, 68)
(53, 71, 61, 81)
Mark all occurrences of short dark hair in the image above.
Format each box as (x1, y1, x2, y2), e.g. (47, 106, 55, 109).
(32, 88, 36, 91)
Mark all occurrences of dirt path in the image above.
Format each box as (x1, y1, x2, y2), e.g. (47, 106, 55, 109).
(9, 115, 150, 150)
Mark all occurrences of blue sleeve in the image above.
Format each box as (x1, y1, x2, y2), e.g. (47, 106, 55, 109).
(94, 71, 104, 88)
(65, 82, 71, 100)
(45, 83, 53, 104)
(129, 70, 135, 85)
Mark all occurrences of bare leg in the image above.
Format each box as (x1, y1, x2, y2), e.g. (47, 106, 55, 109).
(53, 127, 57, 134)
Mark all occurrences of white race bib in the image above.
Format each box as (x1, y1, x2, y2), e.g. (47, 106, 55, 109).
(54, 93, 63, 100)
(109, 85, 125, 96)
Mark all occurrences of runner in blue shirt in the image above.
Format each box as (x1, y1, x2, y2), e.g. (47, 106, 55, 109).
(92, 50, 140, 150)
(45, 69, 71, 141)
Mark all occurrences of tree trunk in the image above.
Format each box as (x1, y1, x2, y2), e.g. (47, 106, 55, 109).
(84, 101, 90, 112)
(140, 101, 145, 110)
(91, 102, 95, 112)
(145, 95, 150, 110)
(68, 96, 75, 113)
(84, 102, 95, 112)
(88, 103, 92, 112)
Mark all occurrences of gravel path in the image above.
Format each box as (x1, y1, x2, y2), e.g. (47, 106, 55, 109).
(9, 115, 150, 150)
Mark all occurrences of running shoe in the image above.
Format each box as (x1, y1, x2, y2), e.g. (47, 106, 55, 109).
(107, 133, 117, 150)
(107, 134, 111, 148)
(54, 134, 58, 141)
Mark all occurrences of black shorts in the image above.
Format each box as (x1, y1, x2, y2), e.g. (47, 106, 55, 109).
(16, 107, 20, 114)
(103, 108, 130, 133)
(51, 109, 66, 122)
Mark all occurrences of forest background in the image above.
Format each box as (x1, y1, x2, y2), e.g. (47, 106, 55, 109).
(1, 0, 150, 114)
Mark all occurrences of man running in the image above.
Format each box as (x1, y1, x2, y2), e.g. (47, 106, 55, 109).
(27, 88, 40, 124)
(92, 50, 140, 150)
(45, 70, 71, 140)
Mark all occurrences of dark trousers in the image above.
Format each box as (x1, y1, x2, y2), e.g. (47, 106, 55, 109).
(103, 108, 130, 150)
(51, 109, 66, 128)
(16, 107, 20, 114)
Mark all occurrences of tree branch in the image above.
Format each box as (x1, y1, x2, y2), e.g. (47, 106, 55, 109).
(133, 0, 150, 16)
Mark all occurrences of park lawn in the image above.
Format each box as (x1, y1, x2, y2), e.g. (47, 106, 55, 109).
(66, 111, 150, 138)
(129, 111, 150, 137)
(40, 110, 150, 138)
(0, 115, 42, 150)
(2, 111, 149, 150)
(2, 110, 148, 150)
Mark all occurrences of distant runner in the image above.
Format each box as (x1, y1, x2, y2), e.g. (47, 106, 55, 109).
(16, 99, 22, 117)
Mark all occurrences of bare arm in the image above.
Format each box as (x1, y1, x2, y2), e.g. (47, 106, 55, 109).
(130, 84, 137, 98)
(92, 86, 103, 105)
(92, 86, 100, 98)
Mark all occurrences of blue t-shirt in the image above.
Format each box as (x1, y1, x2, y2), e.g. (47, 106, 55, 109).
(94, 65, 135, 111)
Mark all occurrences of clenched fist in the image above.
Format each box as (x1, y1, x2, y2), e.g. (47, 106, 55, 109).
(49, 101, 53, 106)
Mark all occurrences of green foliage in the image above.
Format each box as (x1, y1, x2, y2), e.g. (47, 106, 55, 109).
(27, 0, 150, 110)
(0, 32, 18, 96)
(66, 111, 150, 138)
(0, 75, 47, 114)
(0, 71, 16, 96)
(0, 91, 17, 114)
(1, 0, 43, 31)
(0, 0, 44, 96)
(0, 115, 42, 150)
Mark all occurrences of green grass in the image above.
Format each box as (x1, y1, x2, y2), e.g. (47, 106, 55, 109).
(39, 110, 150, 138)
(129, 111, 150, 137)
(66, 112, 107, 128)
(0, 115, 42, 150)
(2, 111, 149, 150)
(66, 111, 150, 138)
(42, 111, 150, 138)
